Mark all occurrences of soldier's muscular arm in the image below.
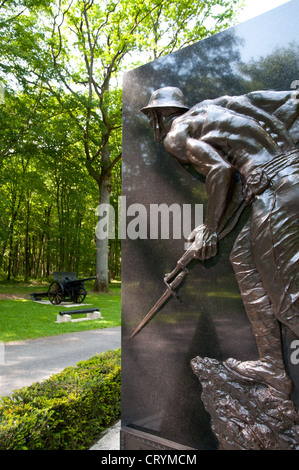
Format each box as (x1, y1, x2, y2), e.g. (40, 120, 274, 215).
(186, 138, 237, 259)
(165, 129, 236, 259)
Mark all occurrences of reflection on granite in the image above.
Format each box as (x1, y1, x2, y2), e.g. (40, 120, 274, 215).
(122, 1, 299, 450)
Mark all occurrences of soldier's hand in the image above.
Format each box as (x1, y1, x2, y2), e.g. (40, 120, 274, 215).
(187, 224, 218, 260)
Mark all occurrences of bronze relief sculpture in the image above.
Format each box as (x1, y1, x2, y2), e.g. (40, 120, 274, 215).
(137, 87, 299, 449)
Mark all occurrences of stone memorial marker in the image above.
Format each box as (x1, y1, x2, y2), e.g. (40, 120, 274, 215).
(121, 1, 299, 450)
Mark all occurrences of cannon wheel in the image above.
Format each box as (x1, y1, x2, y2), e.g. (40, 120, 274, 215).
(74, 286, 86, 304)
(48, 281, 64, 305)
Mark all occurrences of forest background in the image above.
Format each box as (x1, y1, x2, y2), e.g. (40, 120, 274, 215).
(0, 0, 243, 291)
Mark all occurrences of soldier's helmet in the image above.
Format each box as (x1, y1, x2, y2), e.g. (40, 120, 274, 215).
(141, 87, 189, 115)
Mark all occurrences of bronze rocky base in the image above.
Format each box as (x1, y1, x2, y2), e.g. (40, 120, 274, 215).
(191, 356, 299, 450)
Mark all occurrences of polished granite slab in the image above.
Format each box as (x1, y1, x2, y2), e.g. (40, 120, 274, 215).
(121, 1, 299, 450)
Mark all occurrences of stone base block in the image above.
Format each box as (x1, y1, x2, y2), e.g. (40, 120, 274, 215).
(56, 314, 71, 323)
(55, 311, 101, 323)
(87, 311, 102, 319)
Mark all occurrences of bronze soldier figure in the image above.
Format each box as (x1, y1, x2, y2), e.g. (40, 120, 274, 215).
(141, 86, 299, 396)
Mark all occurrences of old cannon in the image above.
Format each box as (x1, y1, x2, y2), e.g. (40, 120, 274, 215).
(47, 272, 96, 305)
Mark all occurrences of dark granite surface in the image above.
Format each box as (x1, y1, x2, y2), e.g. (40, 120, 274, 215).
(121, 1, 299, 449)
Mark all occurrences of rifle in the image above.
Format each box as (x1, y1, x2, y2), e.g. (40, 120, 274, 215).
(130, 201, 246, 339)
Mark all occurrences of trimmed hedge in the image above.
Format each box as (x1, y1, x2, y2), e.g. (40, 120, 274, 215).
(0, 349, 121, 450)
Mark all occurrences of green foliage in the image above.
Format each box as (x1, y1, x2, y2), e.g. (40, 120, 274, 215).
(0, 349, 121, 450)
(0, 89, 100, 279)
(0, 0, 242, 285)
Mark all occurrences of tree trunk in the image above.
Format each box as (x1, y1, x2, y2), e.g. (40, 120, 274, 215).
(7, 201, 18, 281)
(94, 178, 111, 292)
(24, 197, 31, 281)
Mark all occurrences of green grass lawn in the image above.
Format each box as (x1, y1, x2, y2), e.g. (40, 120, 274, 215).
(0, 280, 121, 343)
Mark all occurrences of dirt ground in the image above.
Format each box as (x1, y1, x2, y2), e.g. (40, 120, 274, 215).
(0, 293, 28, 300)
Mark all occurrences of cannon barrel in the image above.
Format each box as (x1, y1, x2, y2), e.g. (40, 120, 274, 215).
(59, 308, 99, 315)
(64, 276, 96, 284)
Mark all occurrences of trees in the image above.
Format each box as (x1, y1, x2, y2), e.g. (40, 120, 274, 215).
(43, 0, 241, 291)
(0, 0, 242, 287)
(0, 90, 99, 279)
